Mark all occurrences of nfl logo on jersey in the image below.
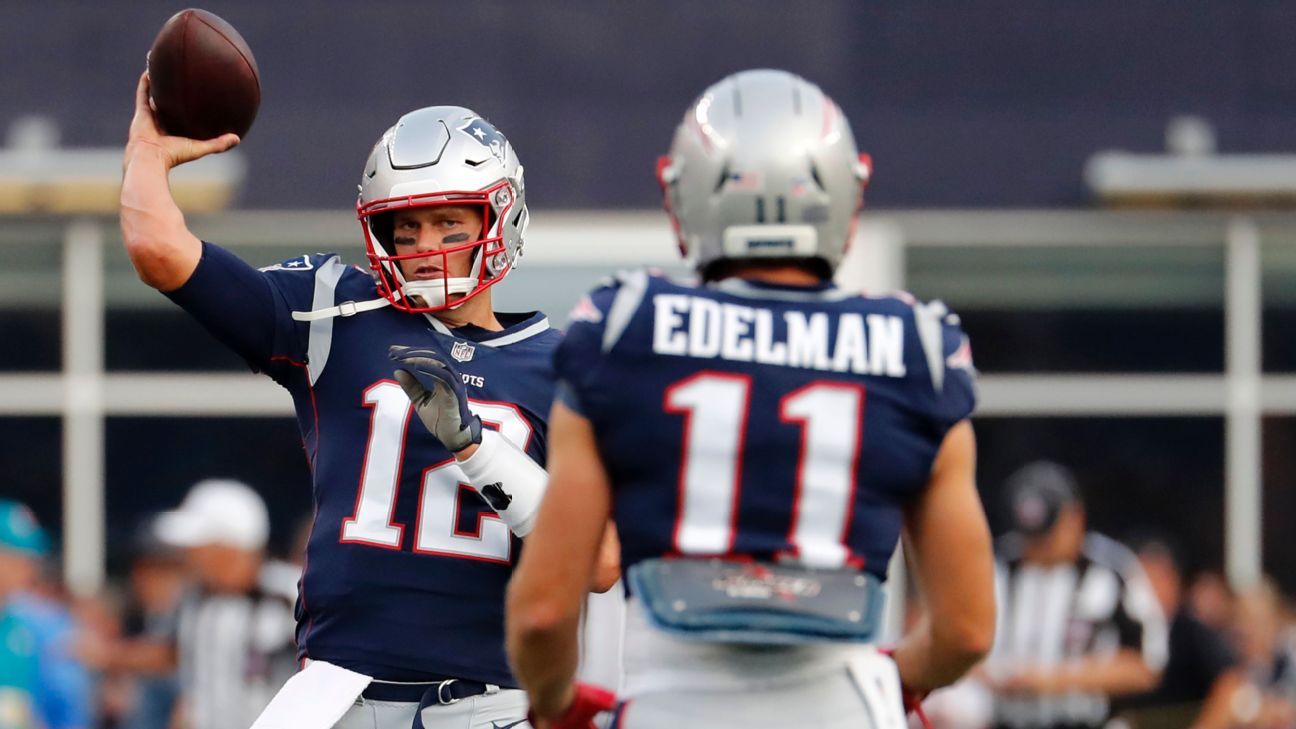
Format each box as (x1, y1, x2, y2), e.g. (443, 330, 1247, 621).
(451, 341, 475, 362)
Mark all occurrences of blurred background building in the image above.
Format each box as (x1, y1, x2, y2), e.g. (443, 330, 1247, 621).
(3, 2, 1296, 727)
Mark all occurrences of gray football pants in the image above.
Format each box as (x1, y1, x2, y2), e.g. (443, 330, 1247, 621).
(333, 690, 529, 729)
(614, 670, 887, 729)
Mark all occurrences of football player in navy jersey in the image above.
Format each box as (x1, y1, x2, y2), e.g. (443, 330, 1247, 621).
(120, 71, 616, 729)
(507, 69, 998, 728)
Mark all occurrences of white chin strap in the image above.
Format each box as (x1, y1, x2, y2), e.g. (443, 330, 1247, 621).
(401, 277, 478, 309)
(289, 277, 478, 323)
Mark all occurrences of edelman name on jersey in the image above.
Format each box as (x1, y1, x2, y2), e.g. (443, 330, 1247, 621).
(650, 293, 907, 377)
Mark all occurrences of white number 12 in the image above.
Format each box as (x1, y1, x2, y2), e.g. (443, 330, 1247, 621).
(340, 380, 532, 564)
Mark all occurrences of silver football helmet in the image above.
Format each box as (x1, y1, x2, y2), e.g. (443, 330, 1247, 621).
(657, 69, 871, 277)
(358, 106, 529, 312)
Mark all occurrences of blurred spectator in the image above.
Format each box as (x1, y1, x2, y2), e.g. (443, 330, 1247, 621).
(81, 481, 298, 729)
(115, 521, 185, 729)
(0, 499, 92, 729)
(73, 588, 132, 729)
(1116, 540, 1244, 729)
(1229, 579, 1296, 728)
(1188, 572, 1236, 633)
(156, 480, 298, 729)
(984, 461, 1168, 729)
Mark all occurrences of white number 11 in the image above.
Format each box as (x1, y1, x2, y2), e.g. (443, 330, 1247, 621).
(665, 373, 865, 569)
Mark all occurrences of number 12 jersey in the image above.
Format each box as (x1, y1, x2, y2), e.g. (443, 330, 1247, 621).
(166, 243, 560, 685)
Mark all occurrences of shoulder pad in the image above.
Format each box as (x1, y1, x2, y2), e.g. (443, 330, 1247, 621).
(565, 269, 656, 353)
(258, 253, 339, 273)
(860, 289, 919, 307)
(567, 292, 606, 324)
(602, 269, 652, 352)
(841, 290, 929, 319)
(912, 299, 952, 392)
(591, 267, 663, 292)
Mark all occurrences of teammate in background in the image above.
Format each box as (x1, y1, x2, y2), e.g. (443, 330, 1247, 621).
(120, 70, 614, 729)
(507, 69, 996, 728)
(985, 461, 1168, 729)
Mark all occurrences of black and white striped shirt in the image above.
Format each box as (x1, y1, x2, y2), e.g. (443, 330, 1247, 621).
(989, 533, 1168, 729)
(175, 561, 299, 729)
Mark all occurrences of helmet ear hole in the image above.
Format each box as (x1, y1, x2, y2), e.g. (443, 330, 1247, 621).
(370, 211, 396, 252)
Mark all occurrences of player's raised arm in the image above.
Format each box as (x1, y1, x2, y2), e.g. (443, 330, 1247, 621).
(120, 71, 239, 291)
(892, 419, 997, 691)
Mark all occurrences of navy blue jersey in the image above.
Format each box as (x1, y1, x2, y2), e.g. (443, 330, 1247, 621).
(554, 272, 975, 581)
(166, 242, 560, 685)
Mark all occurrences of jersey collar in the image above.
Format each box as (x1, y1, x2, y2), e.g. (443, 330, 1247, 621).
(424, 311, 550, 347)
(709, 277, 854, 302)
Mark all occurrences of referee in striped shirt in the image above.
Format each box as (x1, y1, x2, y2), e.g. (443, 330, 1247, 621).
(985, 462, 1169, 729)
(155, 480, 299, 729)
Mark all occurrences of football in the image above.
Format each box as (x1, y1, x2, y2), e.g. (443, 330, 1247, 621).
(147, 8, 260, 140)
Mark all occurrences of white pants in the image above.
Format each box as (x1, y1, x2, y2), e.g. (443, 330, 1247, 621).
(614, 667, 882, 729)
(333, 690, 529, 729)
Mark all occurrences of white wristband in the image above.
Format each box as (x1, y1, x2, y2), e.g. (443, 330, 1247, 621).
(457, 429, 548, 537)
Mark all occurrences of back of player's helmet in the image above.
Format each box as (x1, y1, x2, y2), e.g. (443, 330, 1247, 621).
(658, 69, 870, 280)
(358, 106, 529, 313)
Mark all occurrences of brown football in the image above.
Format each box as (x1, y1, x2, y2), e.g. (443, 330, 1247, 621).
(147, 8, 260, 140)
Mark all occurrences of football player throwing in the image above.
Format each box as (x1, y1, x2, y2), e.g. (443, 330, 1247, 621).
(121, 71, 615, 729)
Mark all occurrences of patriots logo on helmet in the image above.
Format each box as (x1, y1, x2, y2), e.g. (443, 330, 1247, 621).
(459, 118, 508, 165)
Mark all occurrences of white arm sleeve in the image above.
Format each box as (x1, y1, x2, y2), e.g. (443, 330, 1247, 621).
(456, 428, 549, 537)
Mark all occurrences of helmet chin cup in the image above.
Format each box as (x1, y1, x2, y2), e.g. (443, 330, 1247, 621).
(400, 277, 478, 310)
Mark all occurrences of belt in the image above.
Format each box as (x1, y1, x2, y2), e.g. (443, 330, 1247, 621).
(361, 678, 498, 704)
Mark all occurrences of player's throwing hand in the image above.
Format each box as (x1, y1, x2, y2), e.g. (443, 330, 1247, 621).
(390, 345, 482, 453)
(126, 71, 239, 173)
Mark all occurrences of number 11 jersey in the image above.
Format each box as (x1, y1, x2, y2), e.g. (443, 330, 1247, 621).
(554, 271, 977, 580)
